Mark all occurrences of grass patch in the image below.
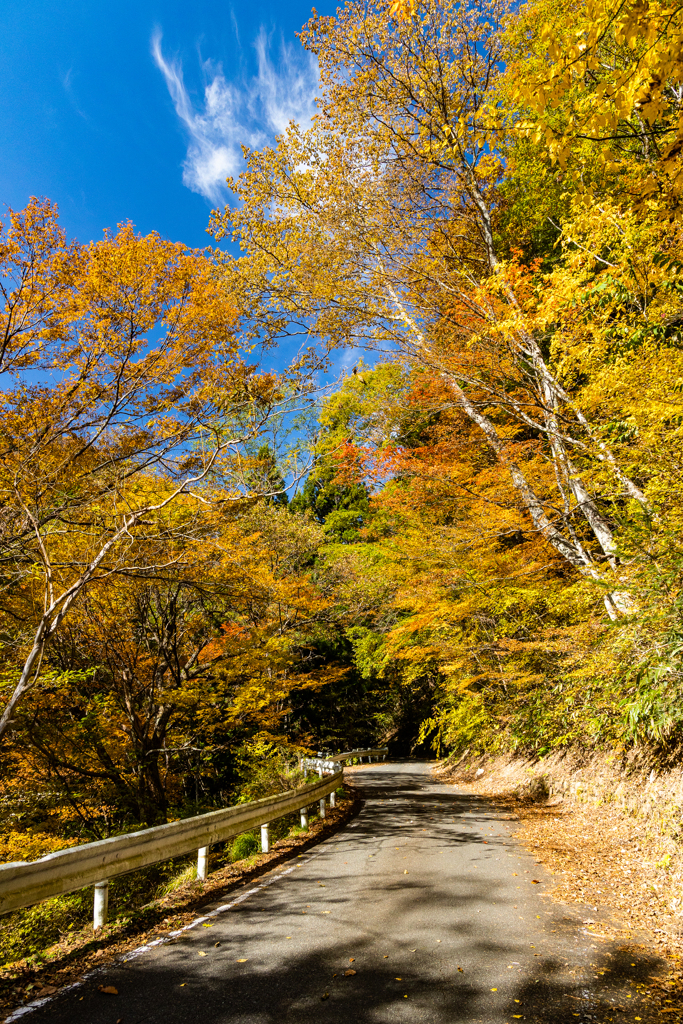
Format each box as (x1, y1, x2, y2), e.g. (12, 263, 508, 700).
(155, 864, 197, 898)
(229, 832, 259, 862)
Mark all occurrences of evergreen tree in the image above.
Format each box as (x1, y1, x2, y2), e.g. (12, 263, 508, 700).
(290, 461, 369, 542)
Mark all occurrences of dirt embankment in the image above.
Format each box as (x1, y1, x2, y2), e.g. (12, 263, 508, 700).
(436, 751, 683, 1015)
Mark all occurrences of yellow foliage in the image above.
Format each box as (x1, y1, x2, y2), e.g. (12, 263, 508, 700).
(0, 831, 79, 864)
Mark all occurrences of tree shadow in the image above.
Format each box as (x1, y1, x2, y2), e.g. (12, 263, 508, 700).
(24, 761, 670, 1024)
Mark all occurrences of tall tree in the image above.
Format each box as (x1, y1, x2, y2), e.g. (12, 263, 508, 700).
(211, 0, 653, 619)
(0, 199, 311, 740)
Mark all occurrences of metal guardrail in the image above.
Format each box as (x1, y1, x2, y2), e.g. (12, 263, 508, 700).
(301, 748, 388, 774)
(0, 746, 387, 929)
(301, 757, 339, 773)
(336, 747, 388, 763)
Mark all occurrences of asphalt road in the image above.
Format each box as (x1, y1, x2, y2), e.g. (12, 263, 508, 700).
(22, 761, 658, 1024)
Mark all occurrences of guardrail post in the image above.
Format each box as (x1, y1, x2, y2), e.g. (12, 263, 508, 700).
(197, 846, 209, 880)
(330, 790, 336, 808)
(0, 765, 351, 919)
(93, 881, 109, 930)
(319, 796, 326, 819)
(261, 823, 270, 853)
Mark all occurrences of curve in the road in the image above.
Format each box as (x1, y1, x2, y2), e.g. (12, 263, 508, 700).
(15, 761, 661, 1024)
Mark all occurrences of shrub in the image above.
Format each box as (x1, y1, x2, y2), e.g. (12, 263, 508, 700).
(229, 832, 259, 861)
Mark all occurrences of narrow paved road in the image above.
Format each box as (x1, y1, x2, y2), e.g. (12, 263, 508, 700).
(24, 761, 658, 1023)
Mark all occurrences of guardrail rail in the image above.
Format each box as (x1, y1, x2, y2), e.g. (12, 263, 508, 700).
(0, 746, 387, 929)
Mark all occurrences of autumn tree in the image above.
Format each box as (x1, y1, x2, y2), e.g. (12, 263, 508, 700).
(10, 500, 344, 826)
(0, 198, 313, 741)
(500, 0, 683, 207)
(211, 0, 657, 621)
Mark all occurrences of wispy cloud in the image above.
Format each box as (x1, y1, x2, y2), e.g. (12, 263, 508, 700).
(151, 28, 318, 205)
(61, 66, 89, 121)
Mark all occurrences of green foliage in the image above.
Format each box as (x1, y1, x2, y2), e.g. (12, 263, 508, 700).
(0, 891, 90, 967)
(290, 460, 369, 542)
(229, 832, 260, 861)
(249, 444, 290, 506)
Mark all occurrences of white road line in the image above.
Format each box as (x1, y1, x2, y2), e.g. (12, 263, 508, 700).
(5, 851, 323, 1023)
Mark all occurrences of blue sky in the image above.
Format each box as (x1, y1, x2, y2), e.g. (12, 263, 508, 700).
(0, 0, 330, 250)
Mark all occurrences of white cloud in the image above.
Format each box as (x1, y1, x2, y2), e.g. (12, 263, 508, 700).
(253, 30, 318, 137)
(152, 28, 318, 205)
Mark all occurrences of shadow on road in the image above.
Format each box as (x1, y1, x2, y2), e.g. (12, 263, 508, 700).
(27, 762, 666, 1024)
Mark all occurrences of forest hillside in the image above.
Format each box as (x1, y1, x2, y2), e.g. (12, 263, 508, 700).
(1, 0, 683, 970)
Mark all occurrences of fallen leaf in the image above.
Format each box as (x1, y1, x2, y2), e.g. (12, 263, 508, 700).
(202, 923, 213, 928)
(321, 993, 330, 1000)
(236, 958, 248, 963)
(214, 942, 221, 947)
(198, 951, 207, 957)
(349, 958, 355, 962)
(36, 986, 57, 997)
(321, 911, 331, 914)
(410, 948, 416, 952)
(512, 873, 518, 876)
(383, 955, 389, 958)
(404, 870, 408, 874)
(396, 977, 402, 980)
(179, 984, 186, 987)
(491, 987, 498, 992)
(345, 969, 357, 976)
(98, 985, 118, 995)
(531, 879, 540, 884)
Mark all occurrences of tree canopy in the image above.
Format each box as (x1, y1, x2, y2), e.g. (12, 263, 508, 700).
(3, 0, 683, 940)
